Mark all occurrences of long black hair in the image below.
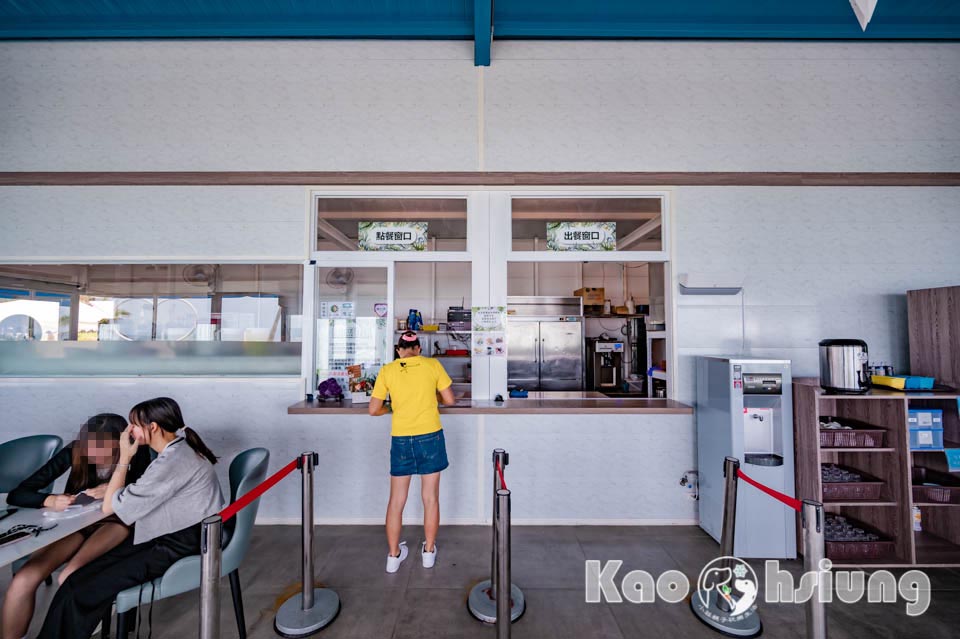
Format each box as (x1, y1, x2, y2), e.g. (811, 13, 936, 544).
(128, 397, 217, 464)
(66, 413, 127, 494)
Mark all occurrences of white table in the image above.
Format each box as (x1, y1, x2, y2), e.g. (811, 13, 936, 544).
(0, 504, 108, 569)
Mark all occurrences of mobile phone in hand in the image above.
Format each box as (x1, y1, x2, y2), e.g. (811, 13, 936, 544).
(73, 492, 97, 506)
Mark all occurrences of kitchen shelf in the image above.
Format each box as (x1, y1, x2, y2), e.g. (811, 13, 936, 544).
(795, 379, 917, 566)
(583, 313, 647, 319)
(914, 530, 960, 565)
(822, 448, 897, 453)
(823, 501, 898, 507)
(795, 376, 960, 567)
(395, 330, 471, 335)
(646, 331, 667, 338)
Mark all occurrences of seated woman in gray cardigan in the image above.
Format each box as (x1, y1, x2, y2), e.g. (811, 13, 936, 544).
(38, 397, 224, 639)
(2, 414, 150, 639)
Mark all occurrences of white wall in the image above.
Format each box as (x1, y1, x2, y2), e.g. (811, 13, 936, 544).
(0, 378, 697, 525)
(2, 39, 959, 521)
(671, 186, 960, 404)
(0, 40, 478, 171)
(485, 41, 960, 172)
(0, 186, 308, 261)
(3, 40, 957, 172)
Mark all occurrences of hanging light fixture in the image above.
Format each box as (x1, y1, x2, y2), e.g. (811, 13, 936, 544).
(849, 0, 878, 31)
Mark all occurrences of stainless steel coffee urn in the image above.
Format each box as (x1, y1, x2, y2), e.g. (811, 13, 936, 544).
(819, 339, 869, 394)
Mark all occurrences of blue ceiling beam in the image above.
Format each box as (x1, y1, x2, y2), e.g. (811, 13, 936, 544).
(474, 0, 492, 65)
(0, 1, 957, 46)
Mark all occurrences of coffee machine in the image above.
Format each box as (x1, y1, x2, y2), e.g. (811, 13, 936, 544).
(586, 338, 624, 391)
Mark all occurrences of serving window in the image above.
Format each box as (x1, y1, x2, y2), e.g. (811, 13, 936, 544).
(510, 197, 663, 253)
(316, 197, 468, 252)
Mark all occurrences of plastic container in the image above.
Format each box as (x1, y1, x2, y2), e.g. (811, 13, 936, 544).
(819, 429, 885, 448)
(911, 467, 960, 504)
(908, 409, 944, 451)
(909, 429, 945, 450)
(824, 514, 895, 561)
(818, 416, 885, 448)
(821, 464, 884, 501)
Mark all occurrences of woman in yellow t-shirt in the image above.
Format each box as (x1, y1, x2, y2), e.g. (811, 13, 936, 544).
(369, 331, 456, 573)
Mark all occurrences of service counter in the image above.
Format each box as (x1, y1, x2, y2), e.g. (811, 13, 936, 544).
(287, 391, 697, 526)
(287, 393, 693, 415)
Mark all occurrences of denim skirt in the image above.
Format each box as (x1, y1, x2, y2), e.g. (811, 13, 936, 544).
(390, 430, 449, 476)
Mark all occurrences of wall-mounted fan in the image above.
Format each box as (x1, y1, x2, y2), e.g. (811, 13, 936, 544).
(325, 268, 355, 290)
(182, 264, 217, 286)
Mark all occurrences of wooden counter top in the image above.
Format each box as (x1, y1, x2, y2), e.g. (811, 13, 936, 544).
(794, 377, 960, 399)
(288, 396, 693, 415)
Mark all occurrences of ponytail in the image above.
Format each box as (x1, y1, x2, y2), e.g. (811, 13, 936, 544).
(183, 426, 218, 465)
(129, 397, 218, 465)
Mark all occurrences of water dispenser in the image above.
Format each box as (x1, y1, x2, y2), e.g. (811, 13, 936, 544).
(697, 358, 796, 559)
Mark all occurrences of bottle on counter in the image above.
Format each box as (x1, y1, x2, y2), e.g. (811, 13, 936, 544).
(625, 297, 636, 314)
(913, 506, 923, 532)
(603, 299, 612, 314)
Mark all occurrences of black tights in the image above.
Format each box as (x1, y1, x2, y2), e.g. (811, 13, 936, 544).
(38, 525, 200, 639)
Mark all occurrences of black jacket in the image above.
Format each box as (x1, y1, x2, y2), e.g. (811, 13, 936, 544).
(7, 443, 152, 509)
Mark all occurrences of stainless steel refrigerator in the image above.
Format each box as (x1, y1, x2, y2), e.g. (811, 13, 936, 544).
(507, 296, 584, 391)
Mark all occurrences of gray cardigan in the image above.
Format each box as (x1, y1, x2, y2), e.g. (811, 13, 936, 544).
(112, 437, 224, 544)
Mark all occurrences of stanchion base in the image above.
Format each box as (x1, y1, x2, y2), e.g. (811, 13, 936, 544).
(467, 580, 526, 624)
(689, 589, 762, 638)
(274, 589, 341, 638)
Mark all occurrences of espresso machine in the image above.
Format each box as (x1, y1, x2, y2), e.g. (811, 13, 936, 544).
(586, 338, 624, 391)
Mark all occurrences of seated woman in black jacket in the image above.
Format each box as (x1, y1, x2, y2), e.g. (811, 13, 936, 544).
(1, 413, 150, 639)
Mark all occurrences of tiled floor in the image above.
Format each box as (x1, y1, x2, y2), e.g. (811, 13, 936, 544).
(3, 525, 959, 638)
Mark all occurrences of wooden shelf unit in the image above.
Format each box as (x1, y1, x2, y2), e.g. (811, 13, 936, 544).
(793, 377, 960, 567)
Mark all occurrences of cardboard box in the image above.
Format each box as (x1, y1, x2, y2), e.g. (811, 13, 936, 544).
(574, 287, 605, 305)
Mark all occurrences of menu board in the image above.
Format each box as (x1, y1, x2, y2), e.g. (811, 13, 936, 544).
(471, 306, 506, 357)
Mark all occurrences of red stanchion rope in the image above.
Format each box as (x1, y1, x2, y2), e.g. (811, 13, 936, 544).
(496, 460, 508, 491)
(736, 468, 802, 512)
(219, 458, 299, 522)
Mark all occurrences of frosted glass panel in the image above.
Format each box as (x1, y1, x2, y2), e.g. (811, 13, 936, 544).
(0, 341, 299, 376)
(0, 264, 302, 376)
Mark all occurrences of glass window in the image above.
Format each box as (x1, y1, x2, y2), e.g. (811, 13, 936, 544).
(315, 266, 391, 393)
(0, 264, 302, 376)
(511, 197, 663, 252)
(316, 198, 467, 252)
(394, 261, 472, 389)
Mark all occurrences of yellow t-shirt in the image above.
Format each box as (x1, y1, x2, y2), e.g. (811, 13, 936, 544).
(371, 356, 453, 437)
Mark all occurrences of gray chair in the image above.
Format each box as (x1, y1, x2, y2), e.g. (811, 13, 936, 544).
(0, 434, 64, 578)
(113, 447, 270, 639)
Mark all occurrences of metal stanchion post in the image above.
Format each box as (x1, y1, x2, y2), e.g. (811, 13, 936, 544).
(690, 456, 762, 638)
(199, 515, 222, 639)
(275, 452, 341, 638)
(468, 449, 525, 624)
(491, 449, 507, 597)
(496, 489, 511, 639)
(802, 500, 828, 639)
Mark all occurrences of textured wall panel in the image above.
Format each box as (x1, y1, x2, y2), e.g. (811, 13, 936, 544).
(0, 40, 477, 171)
(0, 186, 307, 260)
(485, 41, 960, 172)
(672, 186, 960, 403)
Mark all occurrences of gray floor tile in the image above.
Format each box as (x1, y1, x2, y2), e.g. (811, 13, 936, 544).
(509, 527, 587, 590)
(2, 524, 958, 639)
(407, 525, 491, 590)
(510, 588, 623, 639)
(391, 588, 493, 639)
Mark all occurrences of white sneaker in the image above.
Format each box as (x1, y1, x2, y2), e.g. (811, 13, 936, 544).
(386, 541, 408, 573)
(421, 541, 437, 568)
